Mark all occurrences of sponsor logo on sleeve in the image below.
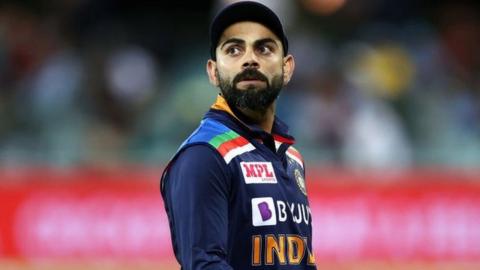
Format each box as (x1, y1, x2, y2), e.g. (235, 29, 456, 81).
(241, 162, 277, 184)
(294, 169, 307, 196)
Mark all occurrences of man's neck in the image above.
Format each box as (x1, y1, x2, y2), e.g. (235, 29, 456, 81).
(236, 103, 276, 133)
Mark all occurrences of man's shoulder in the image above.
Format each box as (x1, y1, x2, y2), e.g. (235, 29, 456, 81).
(160, 108, 238, 196)
(164, 118, 234, 175)
(286, 145, 305, 169)
(182, 118, 232, 147)
(179, 118, 255, 164)
(175, 144, 222, 166)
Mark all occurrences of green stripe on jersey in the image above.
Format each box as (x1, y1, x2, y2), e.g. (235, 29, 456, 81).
(209, 130, 239, 148)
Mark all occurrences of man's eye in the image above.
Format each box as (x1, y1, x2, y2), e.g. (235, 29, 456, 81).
(258, 45, 273, 55)
(226, 46, 241, 55)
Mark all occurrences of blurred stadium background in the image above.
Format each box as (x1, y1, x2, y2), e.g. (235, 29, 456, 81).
(0, 0, 479, 269)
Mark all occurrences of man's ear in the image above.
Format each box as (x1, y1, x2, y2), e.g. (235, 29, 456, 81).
(206, 59, 219, 86)
(282, 54, 295, 85)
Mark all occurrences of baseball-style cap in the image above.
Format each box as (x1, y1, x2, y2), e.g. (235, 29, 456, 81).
(209, 1, 289, 60)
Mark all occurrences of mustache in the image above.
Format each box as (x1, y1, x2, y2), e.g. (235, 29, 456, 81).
(233, 69, 268, 85)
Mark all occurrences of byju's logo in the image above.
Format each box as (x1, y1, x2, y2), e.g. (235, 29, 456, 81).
(251, 197, 277, 226)
(258, 202, 272, 221)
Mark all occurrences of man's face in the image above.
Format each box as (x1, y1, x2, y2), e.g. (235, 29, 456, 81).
(207, 22, 294, 113)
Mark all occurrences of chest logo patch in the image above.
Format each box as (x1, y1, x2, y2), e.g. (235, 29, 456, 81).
(240, 162, 277, 184)
(251, 197, 277, 226)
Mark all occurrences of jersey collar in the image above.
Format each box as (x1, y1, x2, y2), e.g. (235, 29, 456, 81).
(209, 95, 295, 146)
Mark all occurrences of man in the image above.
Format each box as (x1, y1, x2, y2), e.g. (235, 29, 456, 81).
(161, 1, 316, 269)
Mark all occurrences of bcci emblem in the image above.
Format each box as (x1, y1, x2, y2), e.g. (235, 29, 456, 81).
(294, 169, 307, 196)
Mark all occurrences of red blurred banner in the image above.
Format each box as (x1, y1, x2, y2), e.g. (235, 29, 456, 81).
(308, 171, 480, 261)
(0, 167, 479, 261)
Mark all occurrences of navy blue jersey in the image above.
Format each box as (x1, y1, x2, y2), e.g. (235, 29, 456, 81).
(161, 96, 317, 269)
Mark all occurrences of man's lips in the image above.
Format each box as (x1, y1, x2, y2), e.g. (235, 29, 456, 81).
(236, 80, 266, 89)
(239, 77, 266, 82)
(237, 79, 266, 84)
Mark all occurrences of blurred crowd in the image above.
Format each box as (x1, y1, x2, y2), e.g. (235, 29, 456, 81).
(0, 0, 478, 169)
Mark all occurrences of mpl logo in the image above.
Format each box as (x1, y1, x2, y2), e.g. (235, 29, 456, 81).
(251, 197, 277, 226)
(241, 162, 277, 184)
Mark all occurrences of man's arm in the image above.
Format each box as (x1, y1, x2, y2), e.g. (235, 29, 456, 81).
(163, 144, 233, 270)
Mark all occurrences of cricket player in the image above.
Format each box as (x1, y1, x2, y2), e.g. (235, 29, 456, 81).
(161, 1, 317, 269)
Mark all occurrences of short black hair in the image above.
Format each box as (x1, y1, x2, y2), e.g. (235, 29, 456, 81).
(209, 1, 289, 60)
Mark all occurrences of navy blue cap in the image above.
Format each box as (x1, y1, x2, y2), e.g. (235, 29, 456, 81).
(209, 1, 289, 60)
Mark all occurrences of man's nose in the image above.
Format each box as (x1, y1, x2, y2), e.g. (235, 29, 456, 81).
(242, 50, 259, 69)
(242, 60, 259, 69)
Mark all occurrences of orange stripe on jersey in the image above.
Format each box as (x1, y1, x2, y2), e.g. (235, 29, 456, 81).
(210, 95, 237, 120)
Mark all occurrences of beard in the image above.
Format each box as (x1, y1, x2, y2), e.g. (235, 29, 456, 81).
(216, 68, 284, 114)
